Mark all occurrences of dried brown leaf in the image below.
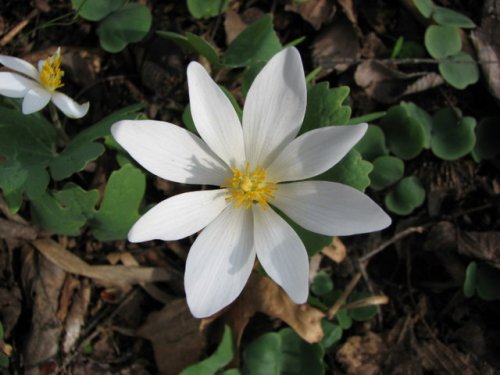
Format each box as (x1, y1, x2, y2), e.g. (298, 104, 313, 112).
(285, 0, 335, 30)
(0, 218, 37, 240)
(354, 61, 443, 103)
(322, 237, 347, 264)
(32, 239, 174, 287)
(457, 231, 500, 269)
(224, 273, 325, 345)
(224, 8, 247, 45)
(136, 299, 206, 375)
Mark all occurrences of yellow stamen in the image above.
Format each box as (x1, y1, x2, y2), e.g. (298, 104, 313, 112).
(222, 163, 277, 209)
(39, 48, 64, 90)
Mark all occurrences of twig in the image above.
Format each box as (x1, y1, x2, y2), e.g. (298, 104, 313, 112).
(359, 226, 426, 263)
(319, 57, 500, 67)
(327, 272, 361, 319)
(0, 9, 38, 47)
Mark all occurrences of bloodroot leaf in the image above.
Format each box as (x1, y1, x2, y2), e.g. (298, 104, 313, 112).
(438, 52, 479, 90)
(384, 176, 425, 215)
(425, 25, 462, 59)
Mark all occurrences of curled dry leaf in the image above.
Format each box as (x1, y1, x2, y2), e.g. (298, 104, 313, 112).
(312, 16, 360, 75)
(136, 299, 206, 375)
(322, 237, 347, 264)
(285, 0, 335, 30)
(223, 273, 325, 345)
(458, 231, 500, 269)
(354, 61, 443, 103)
(62, 280, 91, 353)
(32, 239, 175, 287)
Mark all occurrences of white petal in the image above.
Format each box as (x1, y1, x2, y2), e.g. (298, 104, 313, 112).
(51, 92, 89, 119)
(0, 55, 39, 80)
(128, 189, 229, 242)
(243, 47, 307, 167)
(185, 206, 255, 318)
(22, 87, 51, 114)
(111, 120, 229, 186)
(272, 181, 392, 236)
(267, 124, 368, 182)
(0, 72, 39, 98)
(187, 62, 245, 167)
(252, 205, 309, 303)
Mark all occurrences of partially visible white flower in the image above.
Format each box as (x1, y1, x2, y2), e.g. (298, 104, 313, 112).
(111, 47, 392, 318)
(0, 48, 89, 118)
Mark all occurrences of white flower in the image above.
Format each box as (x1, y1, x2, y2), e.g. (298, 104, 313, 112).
(0, 48, 89, 118)
(111, 47, 391, 318)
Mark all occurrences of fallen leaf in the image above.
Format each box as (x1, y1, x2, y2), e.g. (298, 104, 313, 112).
(457, 231, 500, 269)
(337, 332, 386, 375)
(32, 239, 175, 287)
(136, 299, 206, 375)
(338, 0, 357, 25)
(62, 280, 91, 353)
(312, 16, 360, 75)
(224, 8, 247, 44)
(223, 273, 325, 345)
(0, 218, 37, 240)
(354, 60, 443, 103)
(285, 0, 335, 30)
(471, 16, 500, 103)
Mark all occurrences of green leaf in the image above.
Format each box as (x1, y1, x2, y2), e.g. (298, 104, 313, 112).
(413, 0, 434, 18)
(348, 111, 386, 125)
(431, 108, 476, 160)
(49, 104, 142, 181)
(282, 210, 331, 256)
(91, 164, 145, 241)
(187, 0, 228, 19)
(243, 328, 324, 375)
(0, 106, 57, 211)
(97, 3, 152, 53)
(379, 104, 426, 160)
(463, 261, 477, 298)
(353, 125, 388, 161)
(397, 40, 426, 59)
(186, 33, 220, 66)
(400, 102, 432, 148)
(72, 0, 126, 21)
(31, 183, 99, 236)
(424, 25, 461, 58)
(320, 320, 343, 349)
(301, 83, 351, 134)
(476, 263, 500, 301)
(224, 15, 282, 68)
(181, 325, 235, 375)
(473, 117, 500, 160)
(317, 149, 373, 192)
(335, 309, 352, 329)
(0, 320, 4, 340)
(0, 352, 9, 368)
(439, 52, 479, 90)
(311, 271, 334, 296)
(348, 292, 378, 321)
(384, 176, 425, 216)
(369, 156, 404, 190)
(432, 6, 475, 28)
(241, 62, 266, 97)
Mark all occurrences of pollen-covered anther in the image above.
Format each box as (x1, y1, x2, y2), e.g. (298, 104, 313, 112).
(39, 48, 64, 90)
(223, 163, 277, 209)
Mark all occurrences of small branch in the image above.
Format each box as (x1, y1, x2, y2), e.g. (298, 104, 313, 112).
(359, 226, 426, 263)
(327, 272, 361, 320)
(0, 9, 38, 47)
(319, 57, 499, 68)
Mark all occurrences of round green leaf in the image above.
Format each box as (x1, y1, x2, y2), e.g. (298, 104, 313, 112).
(187, 0, 228, 19)
(385, 176, 425, 216)
(463, 261, 477, 298)
(311, 271, 334, 296)
(97, 3, 152, 53)
(335, 309, 352, 329)
(431, 108, 476, 160)
(432, 6, 476, 28)
(473, 117, 500, 160)
(425, 25, 461, 58)
(380, 105, 426, 160)
(72, 0, 126, 21)
(413, 0, 433, 18)
(369, 156, 404, 190)
(439, 52, 479, 90)
(348, 292, 378, 322)
(400, 102, 433, 148)
(353, 125, 388, 161)
(320, 320, 343, 350)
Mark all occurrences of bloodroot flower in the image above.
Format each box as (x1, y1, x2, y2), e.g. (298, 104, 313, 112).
(111, 47, 391, 318)
(0, 48, 89, 118)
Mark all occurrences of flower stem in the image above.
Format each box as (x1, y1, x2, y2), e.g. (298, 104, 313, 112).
(49, 104, 70, 145)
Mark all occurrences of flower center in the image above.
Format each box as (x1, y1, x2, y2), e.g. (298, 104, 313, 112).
(223, 163, 277, 209)
(39, 48, 64, 90)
